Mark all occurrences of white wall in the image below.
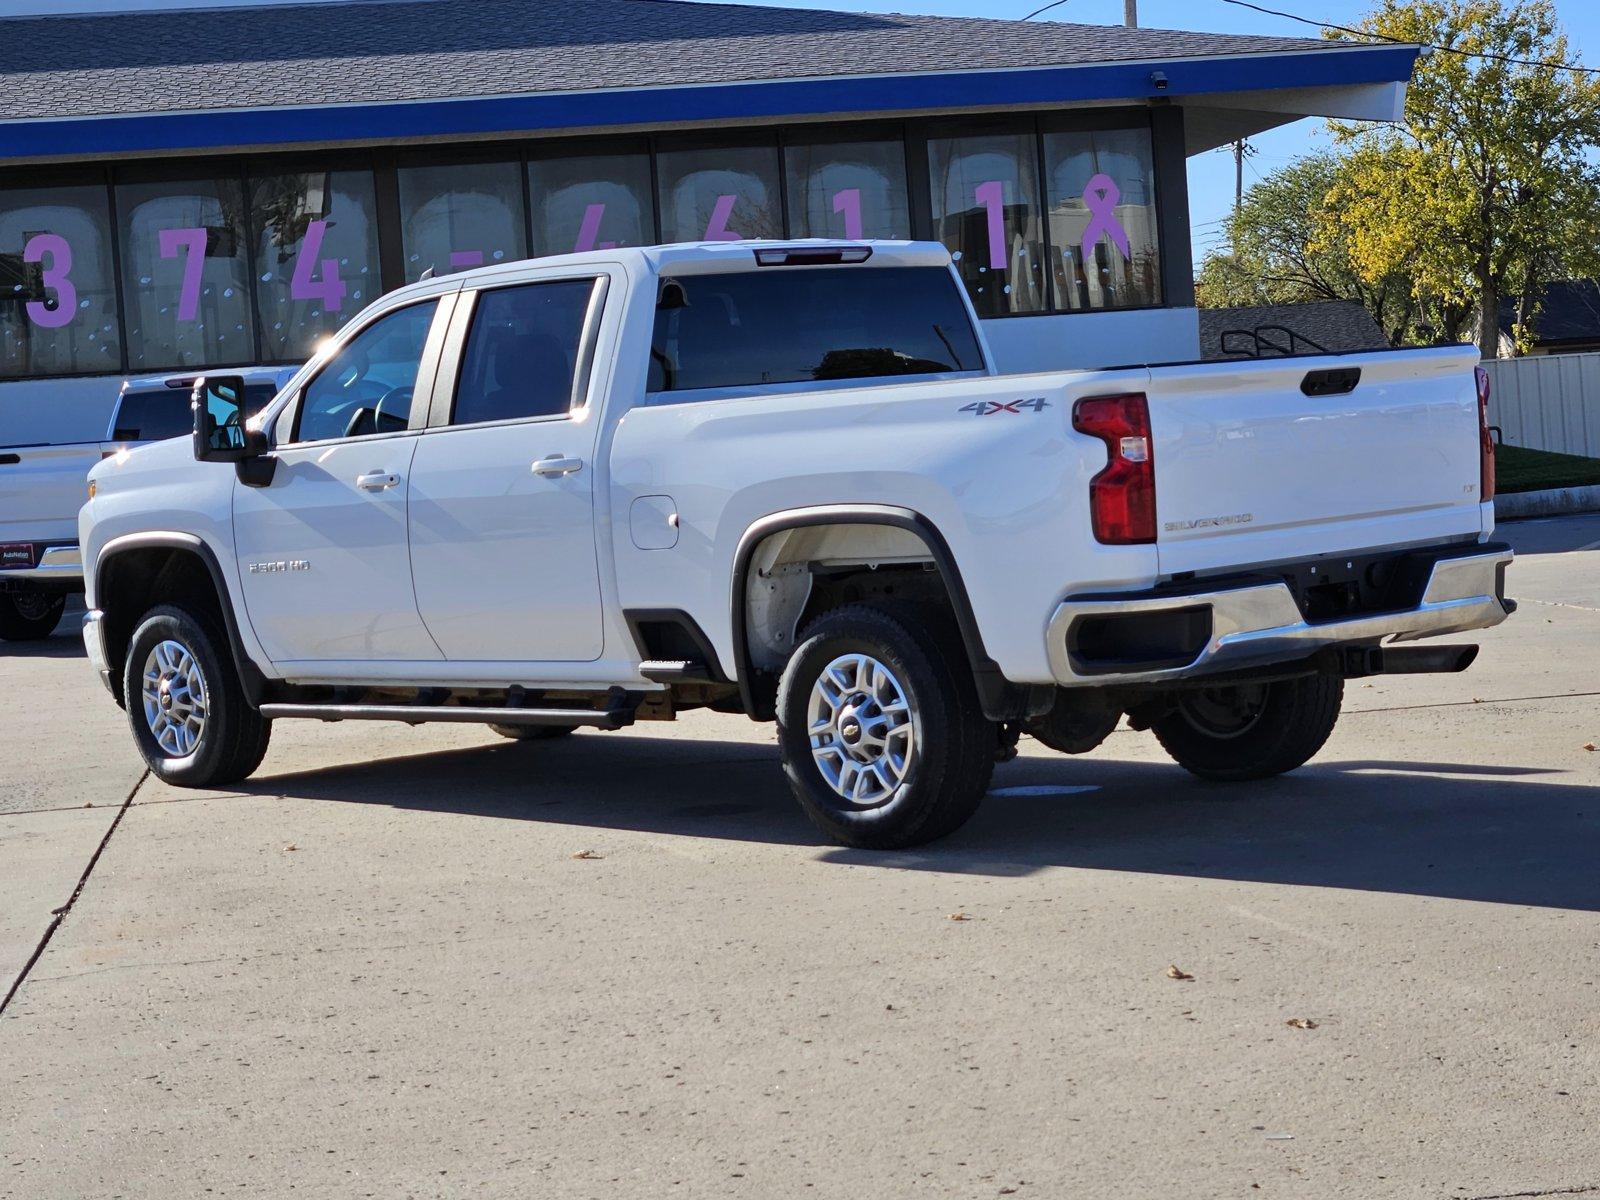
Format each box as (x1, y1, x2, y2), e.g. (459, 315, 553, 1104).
(981, 307, 1201, 375)
(1484, 352, 1600, 458)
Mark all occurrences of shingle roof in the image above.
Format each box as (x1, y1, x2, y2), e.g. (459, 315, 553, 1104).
(1498, 281, 1600, 346)
(0, 0, 1354, 123)
(1199, 300, 1390, 360)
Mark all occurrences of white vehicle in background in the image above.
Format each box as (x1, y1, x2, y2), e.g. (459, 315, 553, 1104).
(80, 240, 1513, 849)
(0, 366, 289, 641)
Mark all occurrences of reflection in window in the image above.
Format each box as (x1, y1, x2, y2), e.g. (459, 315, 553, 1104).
(927, 132, 1047, 317)
(117, 178, 252, 370)
(398, 161, 526, 283)
(528, 154, 655, 256)
(655, 145, 782, 244)
(0, 184, 121, 379)
(250, 169, 380, 361)
(1045, 127, 1161, 311)
(784, 140, 910, 241)
(295, 301, 437, 443)
(453, 280, 596, 425)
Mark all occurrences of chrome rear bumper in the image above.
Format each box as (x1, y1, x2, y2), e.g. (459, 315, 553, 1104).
(1047, 547, 1514, 687)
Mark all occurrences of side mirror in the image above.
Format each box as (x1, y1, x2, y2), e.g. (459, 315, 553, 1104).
(192, 375, 265, 463)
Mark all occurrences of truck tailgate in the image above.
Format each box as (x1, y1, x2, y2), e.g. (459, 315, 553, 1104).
(1146, 345, 1487, 576)
(0, 443, 101, 548)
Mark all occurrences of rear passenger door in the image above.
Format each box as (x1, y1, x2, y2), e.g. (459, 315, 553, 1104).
(407, 274, 609, 662)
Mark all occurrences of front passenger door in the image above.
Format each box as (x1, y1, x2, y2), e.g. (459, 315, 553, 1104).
(233, 297, 453, 665)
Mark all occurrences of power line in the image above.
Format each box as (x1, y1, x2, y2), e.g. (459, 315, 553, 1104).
(1219, 0, 1600, 75)
(1022, 0, 1071, 18)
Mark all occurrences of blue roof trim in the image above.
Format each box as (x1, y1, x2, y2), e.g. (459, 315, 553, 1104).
(0, 45, 1418, 161)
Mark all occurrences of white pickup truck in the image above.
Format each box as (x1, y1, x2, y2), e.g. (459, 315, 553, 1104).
(0, 367, 288, 641)
(80, 241, 1513, 848)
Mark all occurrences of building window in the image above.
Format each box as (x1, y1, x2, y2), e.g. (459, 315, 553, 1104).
(655, 144, 782, 245)
(249, 168, 381, 362)
(0, 183, 121, 379)
(1044, 126, 1161, 311)
(527, 153, 655, 257)
(926, 129, 1048, 317)
(398, 160, 526, 283)
(784, 139, 910, 241)
(117, 177, 253, 371)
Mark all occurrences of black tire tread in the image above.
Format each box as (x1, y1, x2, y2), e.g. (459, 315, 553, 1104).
(777, 601, 994, 849)
(1151, 675, 1343, 782)
(0, 591, 67, 642)
(124, 603, 271, 787)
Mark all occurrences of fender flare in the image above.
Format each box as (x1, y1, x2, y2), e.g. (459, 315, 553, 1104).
(729, 504, 1031, 721)
(96, 531, 268, 707)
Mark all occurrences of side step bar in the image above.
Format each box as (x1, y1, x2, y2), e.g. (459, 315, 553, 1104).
(258, 703, 635, 730)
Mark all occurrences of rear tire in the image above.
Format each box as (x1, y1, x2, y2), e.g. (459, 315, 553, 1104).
(1151, 675, 1342, 782)
(0, 591, 67, 642)
(777, 603, 994, 849)
(489, 724, 575, 741)
(124, 604, 271, 787)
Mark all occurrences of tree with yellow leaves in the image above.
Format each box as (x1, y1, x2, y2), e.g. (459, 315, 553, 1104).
(1324, 0, 1600, 357)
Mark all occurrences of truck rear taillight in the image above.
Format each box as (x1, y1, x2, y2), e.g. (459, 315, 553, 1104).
(1073, 393, 1156, 545)
(1475, 366, 1496, 502)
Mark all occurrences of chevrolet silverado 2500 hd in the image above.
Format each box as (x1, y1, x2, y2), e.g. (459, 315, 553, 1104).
(79, 241, 1514, 849)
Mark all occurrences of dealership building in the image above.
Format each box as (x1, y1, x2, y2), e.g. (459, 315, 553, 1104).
(0, 0, 1420, 445)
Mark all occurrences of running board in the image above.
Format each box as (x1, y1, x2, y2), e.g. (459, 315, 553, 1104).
(638, 659, 714, 683)
(258, 703, 635, 730)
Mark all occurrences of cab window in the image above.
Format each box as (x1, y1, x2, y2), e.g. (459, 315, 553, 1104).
(451, 279, 597, 426)
(292, 301, 438, 443)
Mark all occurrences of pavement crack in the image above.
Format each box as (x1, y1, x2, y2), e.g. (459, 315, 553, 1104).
(0, 769, 149, 1018)
(1459, 1186, 1600, 1200)
(1348, 688, 1600, 715)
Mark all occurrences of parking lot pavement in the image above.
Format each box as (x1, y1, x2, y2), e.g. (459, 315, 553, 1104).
(1, 522, 1596, 1199)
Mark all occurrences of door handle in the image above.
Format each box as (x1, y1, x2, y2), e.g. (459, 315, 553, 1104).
(532, 455, 584, 478)
(356, 471, 400, 491)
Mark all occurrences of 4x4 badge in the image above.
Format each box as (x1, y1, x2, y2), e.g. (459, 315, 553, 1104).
(959, 398, 1050, 416)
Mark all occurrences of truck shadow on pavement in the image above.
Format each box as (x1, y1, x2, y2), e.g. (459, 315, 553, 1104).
(240, 732, 1600, 912)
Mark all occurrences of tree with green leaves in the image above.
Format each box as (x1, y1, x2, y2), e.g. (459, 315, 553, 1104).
(1325, 0, 1600, 356)
(1195, 152, 1418, 345)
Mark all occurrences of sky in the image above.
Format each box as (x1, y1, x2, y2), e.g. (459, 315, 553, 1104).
(2, 0, 1596, 266)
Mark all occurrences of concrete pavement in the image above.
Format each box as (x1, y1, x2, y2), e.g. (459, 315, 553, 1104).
(1, 522, 1596, 1199)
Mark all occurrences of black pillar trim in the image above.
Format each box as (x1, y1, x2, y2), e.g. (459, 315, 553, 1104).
(1150, 105, 1195, 310)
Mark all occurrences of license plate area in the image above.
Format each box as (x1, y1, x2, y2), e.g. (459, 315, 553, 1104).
(0, 543, 36, 570)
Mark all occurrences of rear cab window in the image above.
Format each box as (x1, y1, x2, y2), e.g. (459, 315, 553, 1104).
(647, 265, 986, 398)
(113, 382, 276, 443)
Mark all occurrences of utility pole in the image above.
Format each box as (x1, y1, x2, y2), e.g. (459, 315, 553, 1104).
(1234, 139, 1245, 216)
(1124, 0, 1137, 25)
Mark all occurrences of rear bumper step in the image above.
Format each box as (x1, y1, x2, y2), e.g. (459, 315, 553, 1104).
(1048, 545, 1513, 687)
(258, 703, 635, 730)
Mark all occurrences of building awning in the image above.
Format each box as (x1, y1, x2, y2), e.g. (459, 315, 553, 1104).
(0, 0, 1419, 164)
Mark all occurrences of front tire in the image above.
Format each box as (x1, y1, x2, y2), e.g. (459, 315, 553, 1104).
(0, 591, 67, 642)
(1151, 675, 1343, 782)
(124, 604, 271, 787)
(777, 604, 994, 849)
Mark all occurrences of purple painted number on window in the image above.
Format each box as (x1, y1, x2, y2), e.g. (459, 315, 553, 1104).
(289, 218, 347, 312)
(449, 250, 485, 270)
(158, 227, 208, 322)
(704, 194, 741, 242)
(573, 203, 606, 253)
(832, 189, 864, 240)
(23, 233, 75, 329)
(975, 181, 1007, 272)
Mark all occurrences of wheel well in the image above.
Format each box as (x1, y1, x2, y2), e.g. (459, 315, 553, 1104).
(734, 514, 1042, 723)
(98, 547, 231, 705)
